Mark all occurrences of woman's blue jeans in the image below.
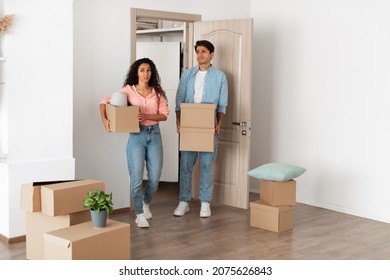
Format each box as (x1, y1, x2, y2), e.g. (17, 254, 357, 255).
(179, 134, 219, 203)
(126, 124, 163, 214)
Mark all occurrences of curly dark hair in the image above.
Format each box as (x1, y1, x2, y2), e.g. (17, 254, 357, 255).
(123, 57, 167, 104)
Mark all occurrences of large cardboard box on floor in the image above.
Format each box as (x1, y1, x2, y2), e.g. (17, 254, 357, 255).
(179, 127, 215, 152)
(180, 103, 216, 128)
(260, 179, 296, 206)
(25, 210, 91, 260)
(20, 180, 74, 213)
(250, 200, 295, 232)
(106, 103, 140, 133)
(44, 219, 131, 260)
(40, 179, 105, 216)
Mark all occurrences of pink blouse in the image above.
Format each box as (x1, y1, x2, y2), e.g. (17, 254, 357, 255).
(101, 85, 169, 126)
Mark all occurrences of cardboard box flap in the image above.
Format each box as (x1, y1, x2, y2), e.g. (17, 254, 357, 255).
(45, 220, 130, 244)
(180, 103, 217, 129)
(180, 127, 215, 133)
(30, 180, 77, 186)
(21, 184, 41, 212)
(250, 200, 295, 213)
(41, 179, 105, 216)
(41, 179, 102, 191)
(180, 103, 217, 110)
(21, 180, 76, 212)
(44, 232, 72, 248)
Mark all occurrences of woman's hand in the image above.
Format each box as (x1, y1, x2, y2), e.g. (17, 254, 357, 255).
(103, 118, 112, 132)
(137, 112, 149, 122)
(99, 103, 112, 132)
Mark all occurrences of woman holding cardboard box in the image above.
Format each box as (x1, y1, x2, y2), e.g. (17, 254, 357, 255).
(99, 58, 169, 228)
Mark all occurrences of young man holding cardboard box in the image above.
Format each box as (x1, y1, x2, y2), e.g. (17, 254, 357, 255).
(174, 40, 228, 218)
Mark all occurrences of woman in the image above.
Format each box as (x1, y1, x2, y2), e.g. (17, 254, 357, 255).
(100, 58, 169, 228)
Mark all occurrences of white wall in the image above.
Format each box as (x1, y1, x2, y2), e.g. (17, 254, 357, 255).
(0, 0, 74, 238)
(250, 0, 390, 222)
(73, 0, 252, 210)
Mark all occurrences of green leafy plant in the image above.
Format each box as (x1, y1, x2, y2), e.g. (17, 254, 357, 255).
(83, 190, 113, 215)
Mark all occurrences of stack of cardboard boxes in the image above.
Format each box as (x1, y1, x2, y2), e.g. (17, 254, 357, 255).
(250, 179, 296, 232)
(179, 103, 217, 152)
(20, 179, 131, 260)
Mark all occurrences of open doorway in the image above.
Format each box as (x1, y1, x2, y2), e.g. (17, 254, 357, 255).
(131, 9, 201, 183)
(130, 8, 201, 69)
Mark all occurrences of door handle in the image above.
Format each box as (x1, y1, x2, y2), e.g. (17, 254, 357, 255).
(232, 121, 247, 126)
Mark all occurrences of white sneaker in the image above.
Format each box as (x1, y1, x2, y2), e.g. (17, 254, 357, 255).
(143, 202, 152, 219)
(200, 202, 211, 218)
(173, 201, 189, 216)
(135, 213, 150, 228)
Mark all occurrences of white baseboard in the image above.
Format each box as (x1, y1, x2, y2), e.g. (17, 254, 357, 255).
(297, 197, 390, 224)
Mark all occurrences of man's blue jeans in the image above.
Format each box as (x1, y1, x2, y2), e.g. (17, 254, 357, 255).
(179, 134, 219, 203)
(126, 124, 163, 214)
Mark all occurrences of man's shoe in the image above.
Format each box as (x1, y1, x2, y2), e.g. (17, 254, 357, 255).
(143, 202, 152, 219)
(173, 201, 189, 216)
(200, 202, 211, 218)
(135, 213, 150, 228)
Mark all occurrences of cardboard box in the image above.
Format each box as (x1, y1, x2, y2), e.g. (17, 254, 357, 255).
(180, 103, 216, 129)
(20, 180, 74, 212)
(260, 179, 296, 206)
(179, 127, 215, 152)
(44, 219, 131, 260)
(250, 200, 294, 232)
(25, 210, 91, 260)
(40, 179, 105, 216)
(106, 103, 140, 133)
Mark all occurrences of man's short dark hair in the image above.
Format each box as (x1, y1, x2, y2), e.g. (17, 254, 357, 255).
(194, 40, 215, 53)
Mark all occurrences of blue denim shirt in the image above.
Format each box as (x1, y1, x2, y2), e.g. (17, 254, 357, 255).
(175, 66, 228, 113)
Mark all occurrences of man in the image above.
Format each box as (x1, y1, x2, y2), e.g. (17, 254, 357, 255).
(174, 40, 228, 218)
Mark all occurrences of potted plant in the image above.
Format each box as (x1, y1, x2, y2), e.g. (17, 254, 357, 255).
(83, 190, 113, 227)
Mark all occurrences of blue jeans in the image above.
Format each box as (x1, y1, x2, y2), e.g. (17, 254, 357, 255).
(126, 124, 163, 214)
(179, 134, 219, 203)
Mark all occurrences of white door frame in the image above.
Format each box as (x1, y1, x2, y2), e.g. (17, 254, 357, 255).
(130, 8, 201, 68)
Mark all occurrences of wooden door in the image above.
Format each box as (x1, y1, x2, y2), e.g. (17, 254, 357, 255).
(191, 19, 253, 209)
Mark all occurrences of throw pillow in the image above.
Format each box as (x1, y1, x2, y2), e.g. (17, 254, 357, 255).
(248, 162, 306, 182)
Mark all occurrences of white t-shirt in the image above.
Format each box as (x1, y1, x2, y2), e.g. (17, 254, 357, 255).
(194, 70, 207, 103)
